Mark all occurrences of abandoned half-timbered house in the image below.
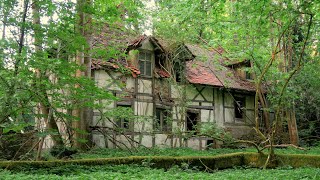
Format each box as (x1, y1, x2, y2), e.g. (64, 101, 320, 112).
(90, 32, 258, 150)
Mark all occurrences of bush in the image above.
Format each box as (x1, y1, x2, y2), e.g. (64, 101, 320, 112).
(0, 131, 37, 160)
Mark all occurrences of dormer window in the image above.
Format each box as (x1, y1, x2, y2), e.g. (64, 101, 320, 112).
(246, 71, 253, 80)
(139, 51, 152, 77)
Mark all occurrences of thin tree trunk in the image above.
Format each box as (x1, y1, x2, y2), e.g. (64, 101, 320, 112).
(287, 108, 299, 145)
(32, 0, 64, 150)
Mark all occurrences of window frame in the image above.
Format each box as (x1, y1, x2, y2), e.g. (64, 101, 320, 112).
(138, 50, 153, 77)
(186, 110, 200, 134)
(154, 108, 172, 133)
(115, 104, 133, 132)
(234, 96, 246, 121)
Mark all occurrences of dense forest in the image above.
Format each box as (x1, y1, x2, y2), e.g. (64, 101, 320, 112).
(0, 0, 319, 165)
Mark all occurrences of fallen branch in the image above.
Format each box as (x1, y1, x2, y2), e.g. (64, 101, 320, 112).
(261, 144, 306, 151)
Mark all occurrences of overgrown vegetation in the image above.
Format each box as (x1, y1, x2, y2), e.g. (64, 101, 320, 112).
(2, 148, 320, 179)
(0, 0, 319, 175)
(1, 163, 320, 180)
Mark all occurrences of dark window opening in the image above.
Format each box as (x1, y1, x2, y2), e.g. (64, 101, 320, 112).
(155, 54, 165, 68)
(116, 105, 132, 130)
(206, 139, 214, 149)
(234, 96, 245, 119)
(186, 111, 199, 132)
(246, 71, 252, 80)
(174, 63, 182, 82)
(175, 71, 181, 82)
(139, 51, 152, 77)
(155, 108, 171, 132)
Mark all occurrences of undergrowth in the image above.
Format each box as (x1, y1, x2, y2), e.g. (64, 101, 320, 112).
(1, 164, 320, 180)
(72, 147, 256, 159)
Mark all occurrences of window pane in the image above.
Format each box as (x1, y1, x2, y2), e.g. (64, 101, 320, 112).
(145, 52, 151, 61)
(146, 62, 152, 76)
(123, 119, 129, 129)
(163, 111, 169, 132)
(186, 111, 198, 132)
(155, 109, 161, 131)
(116, 119, 122, 128)
(234, 96, 245, 119)
(139, 52, 145, 60)
(139, 61, 145, 75)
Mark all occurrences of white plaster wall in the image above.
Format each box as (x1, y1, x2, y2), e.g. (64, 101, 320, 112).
(201, 109, 214, 123)
(224, 93, 234, 107)
(172, 106, 184, 121)
(116, 135, 133, 148)
(134, 101, 153, 132)
(246, 110, 255, 125)
(172, 137, 182, 148)
(186, 86, 200, 100)
(202, 102, 213, 106)
(187, 138, 200, 150)
(189, 101, 199, 106)
(171, 85, 178, 99)
(201, 87, 214, 101)
(155, 134, 171, 148)
(214, 89, 224, 127)
(140, 40, 154, 51)
(224, 108, 235, 123)
(134, 135, 153, 147)
(125, 77, 135, 92)
(200, 139, 209, 150)
(246, 96, 255, 109)
(92, 132, 106, 148)
(137, 79, 152, 94)
(95, 70, 122, 91)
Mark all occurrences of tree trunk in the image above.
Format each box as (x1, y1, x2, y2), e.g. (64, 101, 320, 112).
(72, 0, 92, 149)
(287, 108, 299, 145)
(32, 0, 64, 149)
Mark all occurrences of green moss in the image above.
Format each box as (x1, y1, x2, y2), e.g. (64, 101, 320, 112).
(276, 154, 320, 168)
(2, 152, 320, 171)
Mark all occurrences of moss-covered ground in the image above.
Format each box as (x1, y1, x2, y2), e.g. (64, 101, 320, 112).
(1, 147, 320, 179)
(1, 164, 319, 180)
(73, 146, 320, 159)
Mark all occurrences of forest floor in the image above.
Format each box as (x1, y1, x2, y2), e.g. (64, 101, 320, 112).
(1, 147, 320, 179)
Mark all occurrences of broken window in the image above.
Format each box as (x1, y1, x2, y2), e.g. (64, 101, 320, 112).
(206, 139, 214, 149)
(139, 51, 152, 77)
(245, 71, 252, 80)
(155, 108, 171, 132)
(174, 63, 182, 82)
(234, 96, 245, 119)
(186, 110, 199, 133)
(115, 105, 132, 130)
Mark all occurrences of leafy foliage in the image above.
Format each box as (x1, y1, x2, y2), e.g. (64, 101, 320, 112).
(0, 0, 145, 154)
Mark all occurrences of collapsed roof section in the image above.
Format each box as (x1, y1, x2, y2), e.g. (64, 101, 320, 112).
(91, 31, 255, 92)
(183, 44, 256, 92)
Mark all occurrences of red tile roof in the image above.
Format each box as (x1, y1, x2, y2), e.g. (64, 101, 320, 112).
(155, 68, 171, 78)
(91, 29, 256, 92)
(184, 44, 256, 92)
(186, 61, 223, 87)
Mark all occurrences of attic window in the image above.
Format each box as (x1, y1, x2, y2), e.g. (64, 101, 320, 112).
(234, 96, 245, 119)
(174, 63, 182, 82)
(246, 71, 252, 80)
(139, 51, 152, 77)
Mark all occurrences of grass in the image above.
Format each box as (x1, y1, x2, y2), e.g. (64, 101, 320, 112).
(72, 146, 319, 159)
(2, 147, 320, 179)
(1, 164, 320, 180)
